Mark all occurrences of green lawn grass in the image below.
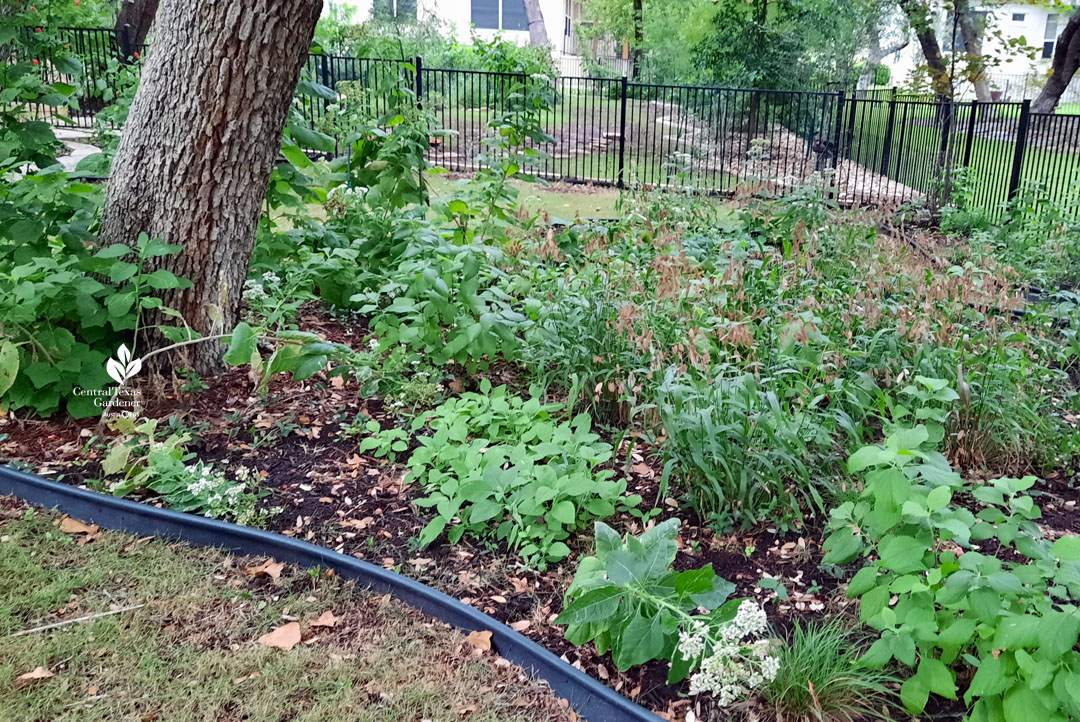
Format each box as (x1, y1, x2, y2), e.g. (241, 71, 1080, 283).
(0, 502, 571, 722)
(843, 100, 1080, 207)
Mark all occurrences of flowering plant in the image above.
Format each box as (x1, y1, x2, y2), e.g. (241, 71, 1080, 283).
(557, 519, 779, 706)
(149, 462, 276, 527)
(677, 600, 780, 704)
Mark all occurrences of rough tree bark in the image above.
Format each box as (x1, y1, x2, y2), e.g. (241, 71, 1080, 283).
(522, 0, 550, 48)
(113, 0, 160, 50)
(897, 0, 951, 96)
(99, 0, 322, 373)
(1033, 12, 1080, 114)
(955, 0, 991, 101)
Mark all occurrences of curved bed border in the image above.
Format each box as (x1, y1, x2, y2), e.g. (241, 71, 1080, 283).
(0, 464, 661, 722)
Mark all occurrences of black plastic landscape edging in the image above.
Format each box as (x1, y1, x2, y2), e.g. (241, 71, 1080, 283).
(0, 464, 661, 722)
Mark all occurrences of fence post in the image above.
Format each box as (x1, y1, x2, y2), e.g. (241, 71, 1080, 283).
(832, 90, 845, 169)
(414, 55, 423, 108)
(119, 23, 133, 61)
(616, 74, 628, 189)
(415, 55, 426, 204)
(880, 92, 898, 176)
(963, 99, 978, 167)
(1007, 98, 1031, 199)
(319, 53, 331, 90)
(846, 90, 858, 155)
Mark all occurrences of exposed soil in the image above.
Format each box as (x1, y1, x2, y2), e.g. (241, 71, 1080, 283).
(4, 305, 1080, 722)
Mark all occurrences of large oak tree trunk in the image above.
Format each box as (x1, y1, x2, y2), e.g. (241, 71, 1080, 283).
(1033, 12, 1080, 114)
(113, 0, 160, 50)
(898, 0, 951, 96)
(100, 0, 322, 373)
(522, 0, 550, 48)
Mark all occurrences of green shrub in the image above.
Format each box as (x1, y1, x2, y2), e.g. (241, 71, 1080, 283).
(407, 382, 642, 567)
(1, 232, 189, 417)
(823, 411, 1080, 720)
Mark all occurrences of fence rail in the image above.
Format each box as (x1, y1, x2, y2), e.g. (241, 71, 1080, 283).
(21, 28, 1080, 218)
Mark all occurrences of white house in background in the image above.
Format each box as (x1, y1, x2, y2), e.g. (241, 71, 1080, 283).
(330, 0, 589, 62)
(881, 1, 1077, 99)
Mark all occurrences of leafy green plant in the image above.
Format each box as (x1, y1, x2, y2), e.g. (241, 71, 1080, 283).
(823, 414, 1080, 720)
(762, 620, 897, 722)
(1, 234, 189, 417)
(557, 519, 778, 705)
(149, 462, 277, 527)
(408, 382, 641, 566)
(99, 417, 194, 497)
(357, 422, 410, 462)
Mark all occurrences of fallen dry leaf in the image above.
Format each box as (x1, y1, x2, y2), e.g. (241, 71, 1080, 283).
(258, 622, 302, 651)
(310, 610, 339, 628)
(245, 560, 285, 580)
(465, 629, 493, 652)
(59, 517, 99, 536)
(509, 620, 531, 632)
(16, 667, 54, 686)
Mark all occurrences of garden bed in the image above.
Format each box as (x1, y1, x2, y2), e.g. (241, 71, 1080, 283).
(6, 295, 1080, 722)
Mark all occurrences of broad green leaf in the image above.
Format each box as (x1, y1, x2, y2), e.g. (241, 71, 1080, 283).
(878, 535, 928, 574)
(223, 322, 257, 366)
(0, 341, 18, 397)
(612, 612, 664, 671)
(555, 586, 626, 626)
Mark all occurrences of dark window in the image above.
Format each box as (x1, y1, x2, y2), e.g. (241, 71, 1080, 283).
(1043, 40, 1056, 59)
(502, 0, 529, 31)
(396, 0, 417, 18)
(472, 0, 499, 28)
(372, 0, 393, 16)
(1012, 12, 1025, 21)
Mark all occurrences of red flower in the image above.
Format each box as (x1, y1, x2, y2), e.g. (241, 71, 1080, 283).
(133, 51, 140, 58)
(32, 59, 39, 65)
(36, 26, 42, 32)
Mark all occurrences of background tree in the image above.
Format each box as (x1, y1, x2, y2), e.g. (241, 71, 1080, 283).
(857, 5, 910, 90)
(522, 0, 551, 48)
(99, 0, 323, 373)
(954, 0, 991, 100)
(1033, 10, 1079, 113)
(897, 0, 952, 95)
(113, 0, 159, 50)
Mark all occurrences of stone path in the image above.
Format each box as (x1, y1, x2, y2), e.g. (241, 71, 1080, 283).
(53, 127, 101, 172)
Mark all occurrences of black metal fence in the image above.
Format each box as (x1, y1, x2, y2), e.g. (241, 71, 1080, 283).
(22, 28, 1080, 218)
(20, 25, 148, 129)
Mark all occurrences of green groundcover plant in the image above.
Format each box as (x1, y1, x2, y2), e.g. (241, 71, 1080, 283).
(823, 392, 1080, 721)
(405, 381, 642, 567)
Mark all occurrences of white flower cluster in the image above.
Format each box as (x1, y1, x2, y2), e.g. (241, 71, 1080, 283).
(243, 271, 281, 306)
(678, 600, 780, 707)
(325, 184, 367, 218)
